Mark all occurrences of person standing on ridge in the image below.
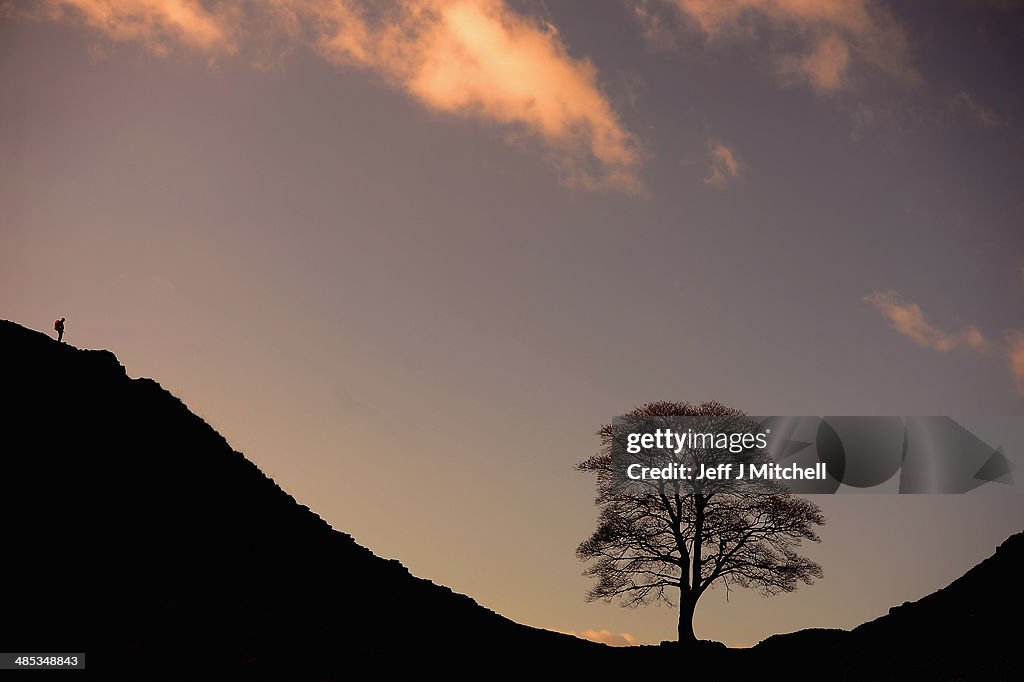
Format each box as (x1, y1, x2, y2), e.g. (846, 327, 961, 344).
(54, 317, 65, 343)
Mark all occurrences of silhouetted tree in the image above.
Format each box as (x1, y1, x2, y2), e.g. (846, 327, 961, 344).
(577, 401, 825, 644)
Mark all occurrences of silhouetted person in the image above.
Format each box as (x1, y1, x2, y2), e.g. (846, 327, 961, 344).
(54, 317, 65, 343)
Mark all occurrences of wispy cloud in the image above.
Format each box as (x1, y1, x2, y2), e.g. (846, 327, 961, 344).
(300, 0, 644, 194)
(1005, 330, 1024, 393)
(636, 0, 918, 92)
(777, 31, 850, 91)
(566, 629, 638, 646)
(863, 290, 990, 353)
(37, 0, 237, 55)
(866, 291, 1024, 395)
(30, 0, 643, 194)
(703, 139, 743, 186)
(955, 91, 1003, 127)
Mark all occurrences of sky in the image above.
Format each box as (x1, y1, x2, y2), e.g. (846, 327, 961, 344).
(2, 0, 1024, 647)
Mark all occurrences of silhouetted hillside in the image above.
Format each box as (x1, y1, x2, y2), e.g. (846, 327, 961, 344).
(751, 531, 1023, 679)
(0, 320, 601, 676)
(849, 530, 1024, 679)
(2, 319, 1020, 679)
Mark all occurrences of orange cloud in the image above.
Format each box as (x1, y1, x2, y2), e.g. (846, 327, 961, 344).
(704, 139, 742, 186)
(864, 291, 991, 353)
(29, 0, 642, 193)
(1005, 330, 1024, 393)
(37, 0, 236, 55)
(566, 629, 638, 646)
(641, 0, 917, 92)
(301, 0, 643, 193)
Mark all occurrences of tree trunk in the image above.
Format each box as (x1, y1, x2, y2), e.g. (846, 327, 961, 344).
(677, 594, 697, 644)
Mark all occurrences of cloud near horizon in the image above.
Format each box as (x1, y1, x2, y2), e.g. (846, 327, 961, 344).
(637, 0, 918, 92)
(864, 291, 990, 353)
(865, 290, 1024, 395)
(30, 0, 643, 194)
(566, 629, 638, 646)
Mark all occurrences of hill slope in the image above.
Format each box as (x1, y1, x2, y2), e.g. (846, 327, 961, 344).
(752, 530, 1024, 679)
(0, 320, 598, 675)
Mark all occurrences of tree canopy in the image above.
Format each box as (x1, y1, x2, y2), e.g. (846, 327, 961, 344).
(577, 401, 826, 643)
